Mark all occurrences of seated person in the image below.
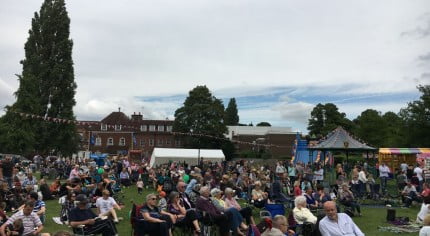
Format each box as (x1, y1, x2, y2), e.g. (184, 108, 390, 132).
(261, 215, 295, 236)
(292, 196, 317, 225)
(338, 183, 362, 216)
(211, 188, 247, 236)
(314, 185, 332, 206)
(402, 181, 420, 208)
(18, 192, 46, 224)
(50, 180, 61, 196)
(319, 201, 364, 236)
(0, 201, 43, 236)
(196, 186, 232, 236)
(167, 191, 201, 235)
(252, 181, 269, 208)
(303, 187, 319, 210)
(417, 196, 430, 224)
(69, 194, 118, 236)
(224, 187, 255, 225)
(140, 193, 174, 236)
(95, 190, 122, 223)
(421, 182, 430, 198)
(39, 178, 54, 200)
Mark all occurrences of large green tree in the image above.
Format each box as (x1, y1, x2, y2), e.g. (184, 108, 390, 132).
(307, 103, 353, 136)
(224, 98, 239, 125)
(353, 109, 386, 147)
(0, 0, 78, 156)
(400, 85, 430, 147)
(382, 111, 405, 147)
(174, 86, 230, 157)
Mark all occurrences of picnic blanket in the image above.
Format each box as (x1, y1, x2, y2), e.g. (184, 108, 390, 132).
(378, 223, 421, 234)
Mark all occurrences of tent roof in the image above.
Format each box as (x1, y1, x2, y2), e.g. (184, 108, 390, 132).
(309, 126, 376, 151)
(151, 148, 225, 159)
(379, 148, 430, 154)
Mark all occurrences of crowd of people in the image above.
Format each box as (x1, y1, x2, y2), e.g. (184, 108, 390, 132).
(0, 153, 429, 235)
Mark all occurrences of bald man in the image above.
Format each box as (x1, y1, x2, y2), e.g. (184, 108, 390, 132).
(319, 201, 364, 236)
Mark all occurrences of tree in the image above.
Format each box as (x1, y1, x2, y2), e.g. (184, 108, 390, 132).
(382, 111, 405, 147)
(224, 98, 239, 125)
(173, 86, 231, 157)
(353, 109, 386, 147)
(0, 0, 78, 156)
(400, 85, 430, 147)
(307, 103, 353, 136)
(256, 122, 271, 127)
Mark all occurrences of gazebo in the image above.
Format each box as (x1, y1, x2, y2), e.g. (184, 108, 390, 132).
(309, 126, 377, 163)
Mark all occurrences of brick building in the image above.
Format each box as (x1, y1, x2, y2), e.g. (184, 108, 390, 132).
(77, 111, 183, 160)
(226, 126, 297, 159)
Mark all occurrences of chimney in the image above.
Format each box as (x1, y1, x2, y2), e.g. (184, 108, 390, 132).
(131, 112, 143, 121)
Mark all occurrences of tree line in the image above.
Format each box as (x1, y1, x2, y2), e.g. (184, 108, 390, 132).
(307, 85, 430, 148)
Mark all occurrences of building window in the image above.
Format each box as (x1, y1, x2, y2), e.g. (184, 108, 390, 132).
(107, 138, 114, 146)
(101, 124, 107, 131)
(95, 137, 102, 146)
(115, 125, 122, 131)
(140, 139, 145, 147)
(119, 137, 126, 146)
(157, 139, 163, 146)
(158, 125, 164, 132)
(166, 126, 173, 132)
(149, 125, 156, 131)
(140, 125, 147, 131)
(149, 139, 154, 146)
(175, 139, 181, 147)
(166, 139, 171, 146)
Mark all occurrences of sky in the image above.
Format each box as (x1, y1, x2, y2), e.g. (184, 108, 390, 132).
(0, 0, 429, 133)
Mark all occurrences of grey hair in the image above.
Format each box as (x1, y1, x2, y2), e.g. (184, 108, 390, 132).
(294, 195, 307, 208)
(199, 186, 210, 195)
(146, 193, 157, 202)
(272, 215, 287, 228)
(224, 187, 234, 195)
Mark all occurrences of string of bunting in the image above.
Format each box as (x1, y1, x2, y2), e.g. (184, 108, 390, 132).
(11, 110, 292, 148)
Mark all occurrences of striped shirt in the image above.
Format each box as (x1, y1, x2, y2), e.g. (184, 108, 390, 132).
(34, 200, 46, 215)
(5, 210, 42, 236)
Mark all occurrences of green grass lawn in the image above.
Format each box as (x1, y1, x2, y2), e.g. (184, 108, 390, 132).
(32, 185, 420, 235)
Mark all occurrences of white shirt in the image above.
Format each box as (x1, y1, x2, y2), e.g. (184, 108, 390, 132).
(358, 171, 367, 183)
(417, 203, 430, 223)
(415, 167, 424, 181)
(314, 169, 324, 181)
(319, 213, 364, 236)
(420, 226, 430, 236)
(379, 165, 390, 178)
(95, 197, 117, 214)
(276, 165, 286, 174)
(400, 163, 408, 172)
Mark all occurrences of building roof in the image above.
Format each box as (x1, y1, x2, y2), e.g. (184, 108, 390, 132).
(309, 126, 376, 151)
(101, 112, 130, 124)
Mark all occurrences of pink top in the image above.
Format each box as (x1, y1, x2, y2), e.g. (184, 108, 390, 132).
(224, 197, 241, 210)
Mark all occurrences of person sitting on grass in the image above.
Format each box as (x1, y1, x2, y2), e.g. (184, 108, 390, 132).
(5, 218, 23, 236)
(402, 181, 420, 208)
(95, 190, 123, 223)
(69, 194, 118, 236)
(338, 183, 362, 216)
(293, 195, 317, 225)
(417, 196, 430, 224)
(319, 201, 364, 236)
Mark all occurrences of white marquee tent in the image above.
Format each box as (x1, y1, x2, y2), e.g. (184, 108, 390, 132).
(149, 148, 225, 167)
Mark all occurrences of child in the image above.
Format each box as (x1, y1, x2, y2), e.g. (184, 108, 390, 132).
(157, 191, 167, 211)
(7, 219, 24, 236)
(136, 178, 144, 195)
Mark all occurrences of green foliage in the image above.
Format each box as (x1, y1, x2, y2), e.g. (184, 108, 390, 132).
(400, 85, 430, 147)
(173, 86, 228, 150)
(224, 98, 239, 125)
(0, 0, 78, 156)
(307, 103, 353, 136)
(353, 109, 386, 147)
(256, 122, 271, 127)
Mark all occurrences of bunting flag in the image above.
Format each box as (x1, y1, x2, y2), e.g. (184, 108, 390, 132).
(10, 110, 293, 148)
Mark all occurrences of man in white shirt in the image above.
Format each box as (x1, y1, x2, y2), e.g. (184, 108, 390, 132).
(379, 163, 390, 194)
(402, 181, 419, 208)
(414, 165, 424, 192)
(319, 201, 364, 236)
(95, 190, 122, 223)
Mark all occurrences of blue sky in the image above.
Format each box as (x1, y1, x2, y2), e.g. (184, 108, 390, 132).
(0, 0, 429, 133)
